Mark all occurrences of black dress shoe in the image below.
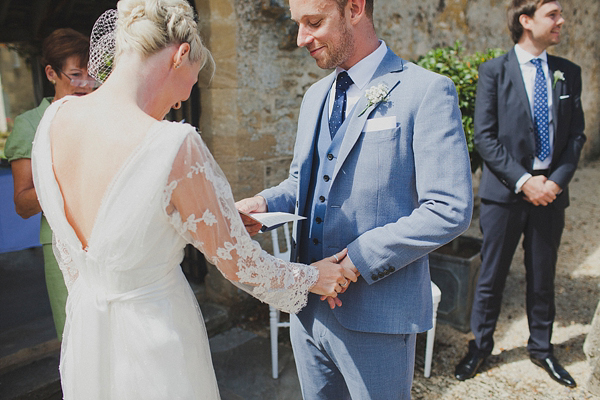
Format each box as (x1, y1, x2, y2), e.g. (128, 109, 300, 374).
(455, 351, 486, 381)
(530, 355, 577, 388)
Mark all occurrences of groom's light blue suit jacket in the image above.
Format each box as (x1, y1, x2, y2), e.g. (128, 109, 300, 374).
(260, 49, 473, 334)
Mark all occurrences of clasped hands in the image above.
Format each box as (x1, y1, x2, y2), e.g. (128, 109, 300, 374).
(521, 176, 561, 206)
(235, 196, 360, 310)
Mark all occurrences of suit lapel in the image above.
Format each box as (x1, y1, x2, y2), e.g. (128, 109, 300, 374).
(506, 49, 533, 124)
(547, 55, 561, 129)
(332, 49, 404, 183)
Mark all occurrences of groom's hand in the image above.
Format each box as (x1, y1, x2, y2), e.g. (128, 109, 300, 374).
(316, 251, 360, 309)
(235, 196, 268, 236)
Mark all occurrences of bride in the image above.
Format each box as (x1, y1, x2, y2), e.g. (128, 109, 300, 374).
(31, 0, 358, 398)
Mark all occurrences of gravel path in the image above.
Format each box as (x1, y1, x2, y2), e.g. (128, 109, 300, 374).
(411, 160, 600, 399)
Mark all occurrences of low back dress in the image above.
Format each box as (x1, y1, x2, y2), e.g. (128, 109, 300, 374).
(31, 98, 318, 400)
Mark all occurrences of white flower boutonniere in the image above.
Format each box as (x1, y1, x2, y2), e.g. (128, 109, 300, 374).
(553, 70, 565, 89)
(358, 84, 390, 117)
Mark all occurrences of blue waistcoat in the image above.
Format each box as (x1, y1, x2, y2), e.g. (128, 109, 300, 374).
(299, 90, 355, 264)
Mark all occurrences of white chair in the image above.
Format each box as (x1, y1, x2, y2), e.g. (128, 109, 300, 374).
(424, 281, 442, 378)
(269, 223, 292, 379)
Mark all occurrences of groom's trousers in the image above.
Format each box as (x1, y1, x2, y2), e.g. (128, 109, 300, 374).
(290, 294, 416, 400)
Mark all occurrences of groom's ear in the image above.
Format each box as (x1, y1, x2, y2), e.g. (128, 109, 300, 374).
(348, 0, 367, 26)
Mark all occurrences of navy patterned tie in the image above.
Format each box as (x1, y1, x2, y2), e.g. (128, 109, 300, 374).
(329, 71, 354, 138)
(531, 58, 550, 161)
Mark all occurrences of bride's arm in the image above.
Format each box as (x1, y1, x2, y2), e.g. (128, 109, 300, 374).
(163, 130, 349, 313)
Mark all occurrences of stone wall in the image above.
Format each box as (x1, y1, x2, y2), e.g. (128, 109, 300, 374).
(197, 0, 599, 202)
(193, 0, 600, 304)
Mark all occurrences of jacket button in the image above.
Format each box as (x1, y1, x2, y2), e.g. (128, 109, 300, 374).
(384, 269, 390, 276)
(323, 175, 330, 182)
(378, 271, 385, 278)
(389, 266, 395, 272)
(319, 196, 326, 202)
(371, 274, 379, 281)
(327, 153, 334, 161)
(315, 217, 322, 223)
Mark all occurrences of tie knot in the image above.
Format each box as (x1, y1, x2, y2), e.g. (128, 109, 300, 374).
(531, 58, 543, 68)
(336, 71, 353, 92)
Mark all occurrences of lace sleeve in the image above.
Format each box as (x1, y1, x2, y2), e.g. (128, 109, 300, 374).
(163, 129, 318, 314)
(52, 235, 79, 292)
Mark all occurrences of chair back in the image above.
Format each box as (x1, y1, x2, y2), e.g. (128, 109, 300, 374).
(270, 223, 291, 261)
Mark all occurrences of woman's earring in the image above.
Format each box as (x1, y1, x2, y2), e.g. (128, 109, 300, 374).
(173, 101, 181, 110)
(51, 80, 56, 85)
(174, 63, 180, 69)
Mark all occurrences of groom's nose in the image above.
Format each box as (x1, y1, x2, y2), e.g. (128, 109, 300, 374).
(296, 25, 313, 48)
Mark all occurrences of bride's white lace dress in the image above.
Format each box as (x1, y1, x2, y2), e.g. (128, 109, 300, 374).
(31, 99, 318, 399)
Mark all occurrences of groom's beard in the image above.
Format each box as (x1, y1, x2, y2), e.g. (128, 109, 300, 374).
(313, 21, 354, 70)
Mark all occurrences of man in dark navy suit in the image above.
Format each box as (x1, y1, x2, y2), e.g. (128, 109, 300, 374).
(455, 0, 586, 388)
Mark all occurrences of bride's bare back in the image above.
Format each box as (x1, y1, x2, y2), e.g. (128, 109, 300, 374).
(50, 95, 156, 249)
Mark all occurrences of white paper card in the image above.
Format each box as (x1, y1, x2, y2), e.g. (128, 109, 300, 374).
(239, 211, 306, 232)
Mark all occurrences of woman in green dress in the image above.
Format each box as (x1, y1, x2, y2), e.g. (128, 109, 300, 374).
(4, 28, 96, 339)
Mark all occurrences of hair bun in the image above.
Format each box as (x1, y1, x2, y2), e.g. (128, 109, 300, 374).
(123, 4, 146, 27)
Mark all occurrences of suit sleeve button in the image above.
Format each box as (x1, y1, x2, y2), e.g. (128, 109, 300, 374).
(378, 271, 385, 278)
(389, 267, 395, 272)
(371, 274, 379, 281)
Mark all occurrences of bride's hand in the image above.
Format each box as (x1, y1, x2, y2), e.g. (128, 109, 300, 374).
(310, 249, 358, 303)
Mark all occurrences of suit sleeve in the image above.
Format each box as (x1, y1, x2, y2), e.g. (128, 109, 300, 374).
(547, 64, 586, 189)
(473, 62, 529, 189)
(347, 76, 473, 284)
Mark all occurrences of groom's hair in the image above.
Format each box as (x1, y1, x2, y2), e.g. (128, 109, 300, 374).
(334, 0, 374, 20)
(507, 0, 555, 43)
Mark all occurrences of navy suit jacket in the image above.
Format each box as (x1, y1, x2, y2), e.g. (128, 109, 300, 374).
(260, 49, 473, 334)
(474, 48, 586, 207)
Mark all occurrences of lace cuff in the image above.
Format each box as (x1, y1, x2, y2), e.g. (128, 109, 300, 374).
(163, 129, 318, 314)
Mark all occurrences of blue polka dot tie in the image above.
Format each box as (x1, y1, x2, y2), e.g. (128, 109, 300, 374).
(531, 58, 550, 161)
(329, 71, 354, 138)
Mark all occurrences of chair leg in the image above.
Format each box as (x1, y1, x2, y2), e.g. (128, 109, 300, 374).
(270, 306, 279, 379)
(424, 320, 436, 378)
(424, 300, 439, 378)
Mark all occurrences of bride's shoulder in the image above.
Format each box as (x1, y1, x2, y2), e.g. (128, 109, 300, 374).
(160, 120, 203, 142)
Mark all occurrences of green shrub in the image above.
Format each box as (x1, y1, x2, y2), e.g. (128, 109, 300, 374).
(416, 41, 505, 172)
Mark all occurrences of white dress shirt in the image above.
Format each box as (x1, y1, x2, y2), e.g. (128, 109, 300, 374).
(514, 44, 555, 192)
(328, 40, 388, 119)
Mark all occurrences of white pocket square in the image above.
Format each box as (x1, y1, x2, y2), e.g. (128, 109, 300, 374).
(559, 95, 570, 100)
(363, 116, 397, 132)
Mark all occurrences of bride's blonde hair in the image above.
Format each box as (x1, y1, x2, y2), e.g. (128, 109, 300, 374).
(115, 0, 211, 68)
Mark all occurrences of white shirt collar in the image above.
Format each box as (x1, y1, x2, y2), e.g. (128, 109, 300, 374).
(514, 43, 548, 66)
(334, 40, 387, 90)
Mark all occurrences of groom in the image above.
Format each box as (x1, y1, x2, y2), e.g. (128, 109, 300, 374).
(237, 0, 472, 397)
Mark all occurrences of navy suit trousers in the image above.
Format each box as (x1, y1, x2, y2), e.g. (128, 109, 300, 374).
(470, 198, 565, 359)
